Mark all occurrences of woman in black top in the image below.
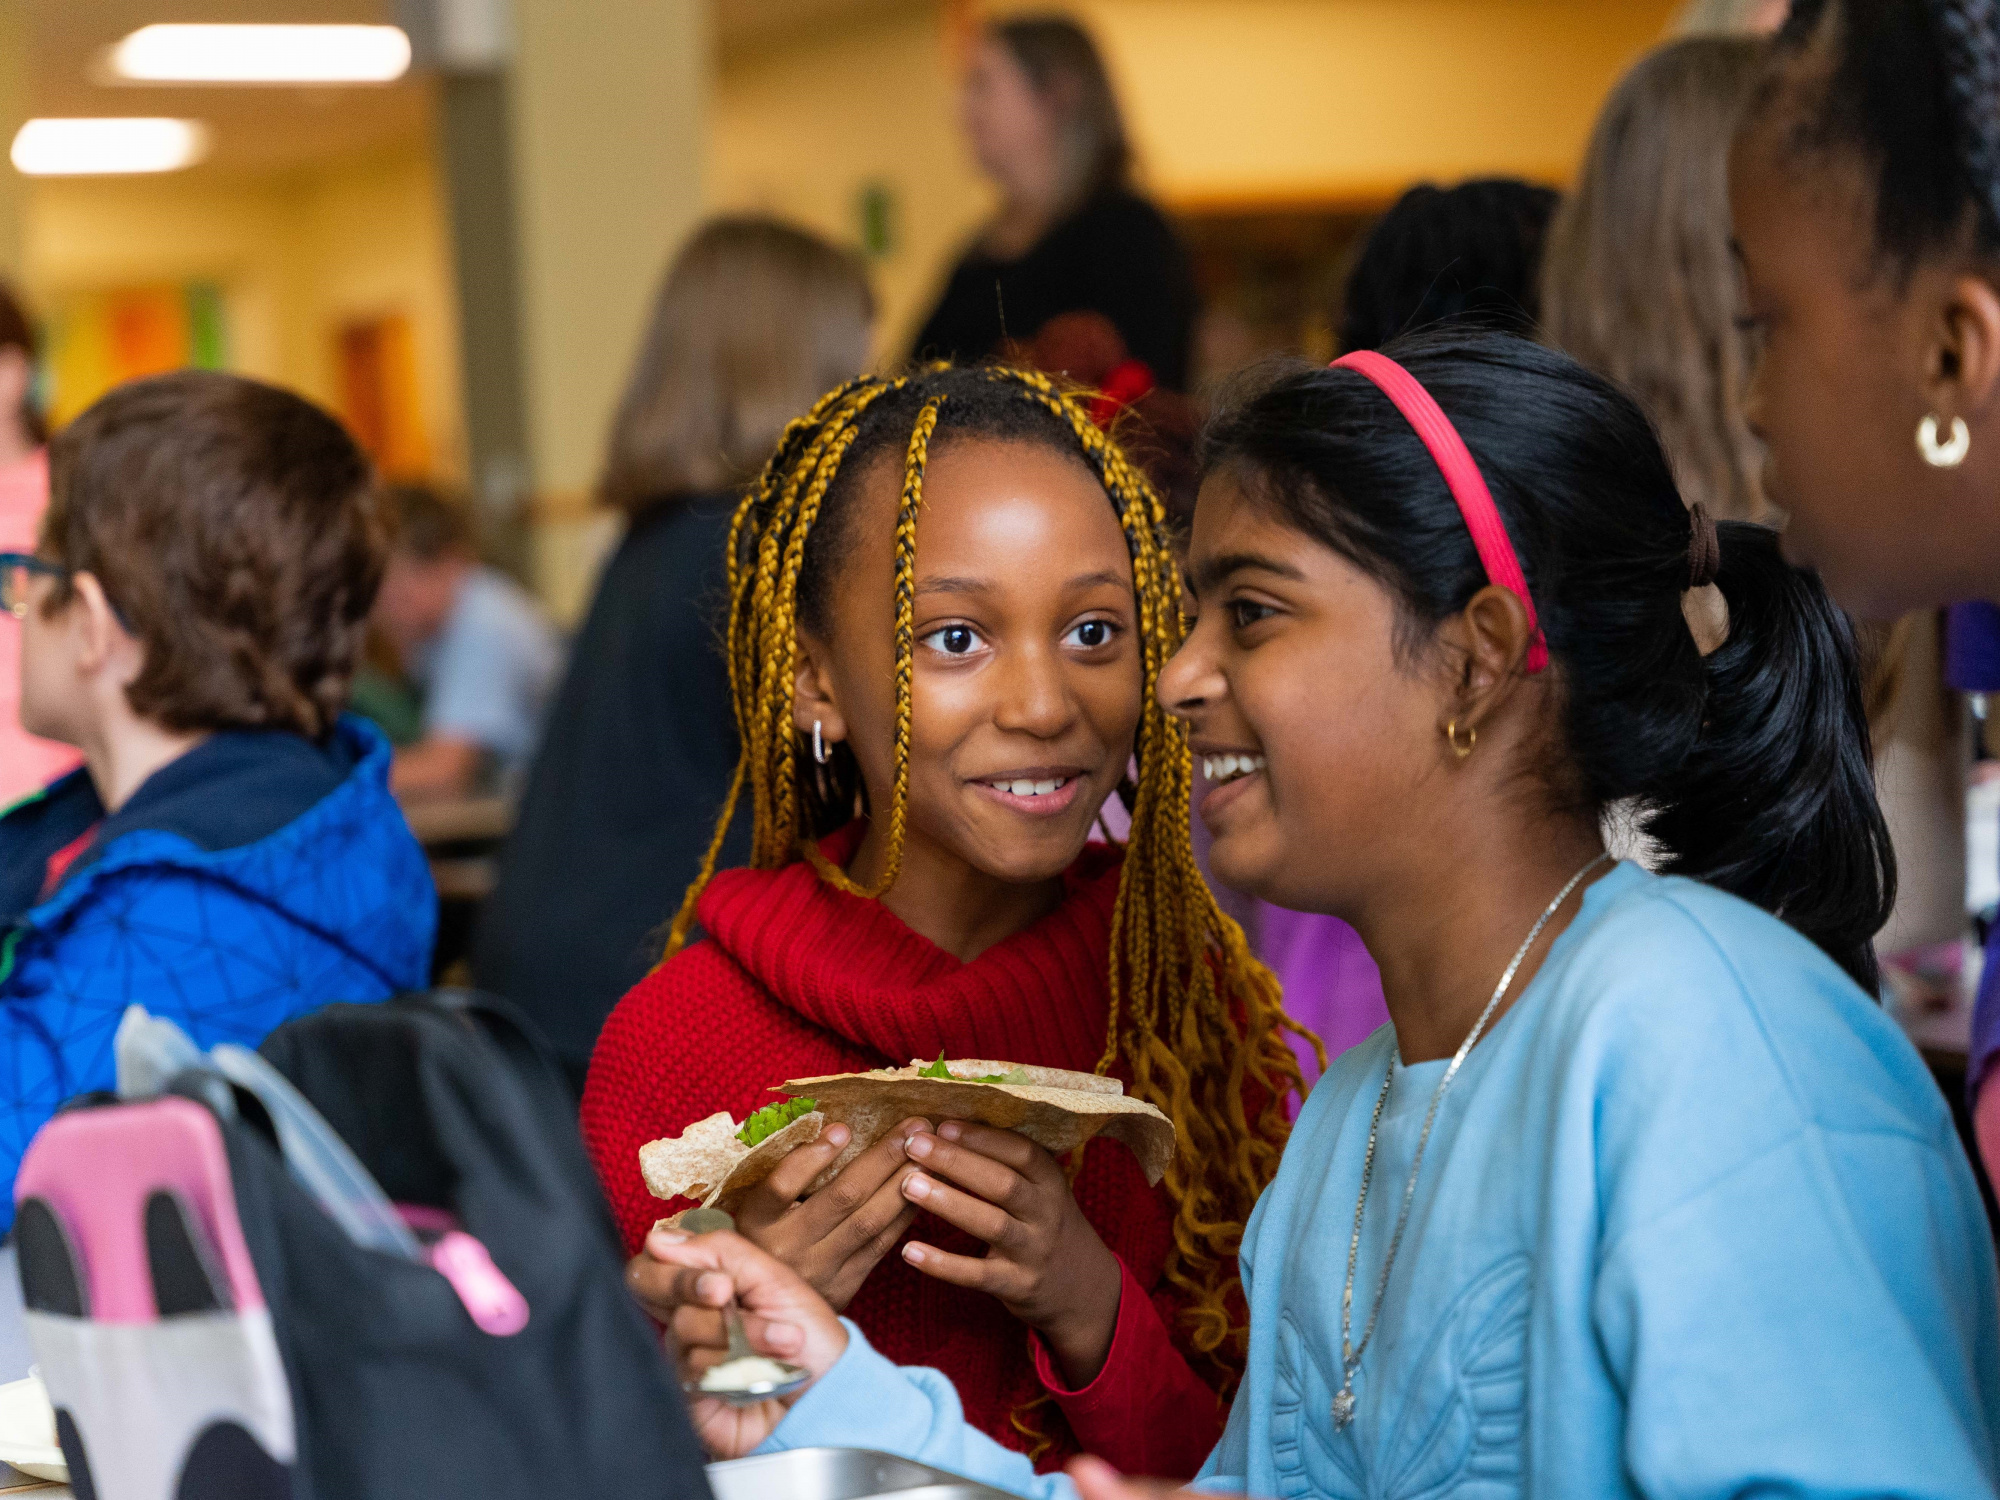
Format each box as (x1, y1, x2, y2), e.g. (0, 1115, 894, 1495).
(474, 216, 872, 1094)
(912, 15, 1198, 390)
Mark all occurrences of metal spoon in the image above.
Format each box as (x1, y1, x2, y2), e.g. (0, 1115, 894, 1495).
(678, 1207, 811, 1406)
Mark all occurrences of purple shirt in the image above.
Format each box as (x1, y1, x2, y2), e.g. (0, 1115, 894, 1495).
(1946, 603, 2000, 1102)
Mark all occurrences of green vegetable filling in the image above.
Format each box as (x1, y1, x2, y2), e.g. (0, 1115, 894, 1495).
(736, 1096, 817, 1146)
(917, 1053, 1029, 1086)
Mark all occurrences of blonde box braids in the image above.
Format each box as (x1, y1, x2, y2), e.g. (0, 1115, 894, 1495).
(661, 364, 1318, 1393)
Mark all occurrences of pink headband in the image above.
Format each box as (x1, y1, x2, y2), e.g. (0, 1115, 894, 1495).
(1332, 350, 1547, 674)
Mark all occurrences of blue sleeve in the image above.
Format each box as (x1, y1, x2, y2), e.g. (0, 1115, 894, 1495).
(761, 1321, 1078, 1500)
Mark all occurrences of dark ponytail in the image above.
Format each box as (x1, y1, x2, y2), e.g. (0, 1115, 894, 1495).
(1645, 523, 1894, 991)
(1201, 331, 1895, 991)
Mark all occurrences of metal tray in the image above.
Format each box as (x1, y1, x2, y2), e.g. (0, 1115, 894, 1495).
(705, 1447, 1022, 1500)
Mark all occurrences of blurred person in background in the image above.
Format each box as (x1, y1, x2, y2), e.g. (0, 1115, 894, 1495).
(474, 217, 872, 1097)
(369, 482, 562, 800)
(1540, 38, 1767, 524)
(913, 15, 1198, 391)
(1338, 178, 1561, 355)
(1730, 0, 2000, 1197)
(0, 281, 79, 807)
(0, 371, 433, 1218)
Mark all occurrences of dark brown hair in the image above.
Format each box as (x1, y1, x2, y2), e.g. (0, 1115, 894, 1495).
(0, 280, 46, 447)
(991, 14, 1133, 208)
(42, 370, 385, 738)
(384, 481, 474, 562)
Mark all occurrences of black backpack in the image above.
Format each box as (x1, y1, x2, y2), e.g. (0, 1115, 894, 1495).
(15, 991, 714, 1500)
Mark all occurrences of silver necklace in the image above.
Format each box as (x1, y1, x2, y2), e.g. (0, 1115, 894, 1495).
(1330, 851, 1609, 1431)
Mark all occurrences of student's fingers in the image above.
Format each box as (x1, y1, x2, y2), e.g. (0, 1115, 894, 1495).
(818, 1166, 921, 1263)
(646, 1229, 809, 1319)
(903, 1130, 1039, 1215)
(899, 1238, 1025, 1299)
(669, 1300, 805, 1361)
(647, 1229, 850, 1377)
(901, 1165, 1029, 1250)
(933, 1120, 1057, 1180)
(669, 1303, 729, 1357)
(735, 1122, 855, 1231)
(788, 1120, 933, 1239)
(627, 1247, 735, 1322)
(821, 1202, 918, 1311)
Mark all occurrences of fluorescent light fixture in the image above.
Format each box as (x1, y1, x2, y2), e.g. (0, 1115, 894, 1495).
(10, 118, 210, 176)
(109, 24, 412, 85)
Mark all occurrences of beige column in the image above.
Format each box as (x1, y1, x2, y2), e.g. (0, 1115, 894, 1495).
(0, 0, 29, 280)
(507, 0, 709, 621)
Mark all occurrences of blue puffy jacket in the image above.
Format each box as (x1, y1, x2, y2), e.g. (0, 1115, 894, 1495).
(0, 715, 436, 1228)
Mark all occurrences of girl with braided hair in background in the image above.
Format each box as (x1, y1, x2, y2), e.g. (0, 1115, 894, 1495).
(1730, 0, 2000, 1208)
(585, 364, 1309, 1477)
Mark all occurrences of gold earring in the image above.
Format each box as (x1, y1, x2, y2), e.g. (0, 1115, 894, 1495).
(1918, 413, 1970, 468)
(1445, 719, 1476, 758)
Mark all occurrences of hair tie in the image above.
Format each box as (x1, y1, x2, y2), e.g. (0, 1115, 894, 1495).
(1687, 503, 1720, 590)
(1332, 350, 1547, 673)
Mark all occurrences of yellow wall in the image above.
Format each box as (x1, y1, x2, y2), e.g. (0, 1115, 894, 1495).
(510, 0, 710, 621)
(713, 3, 989, 364)
(511, 0, 709, 503)
(0, 3, 27, 281)
(713, 0, 1682, 355)
(1074, 0, 1684, 207)
(19, 143, 466, 481)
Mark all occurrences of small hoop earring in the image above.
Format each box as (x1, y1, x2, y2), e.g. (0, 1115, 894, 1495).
(812, 719, 830, 765)
(1918, 413, 1971, 468)
(1445, 719, 1476, 759)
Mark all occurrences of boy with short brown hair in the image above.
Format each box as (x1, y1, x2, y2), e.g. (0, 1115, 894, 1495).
(0, 370, 435, 1225)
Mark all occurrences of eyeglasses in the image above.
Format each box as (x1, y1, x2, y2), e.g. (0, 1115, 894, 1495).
(0, 552, 68, 620)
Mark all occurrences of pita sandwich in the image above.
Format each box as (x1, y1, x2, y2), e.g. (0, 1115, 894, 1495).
(637, 1058, 1174, 1216)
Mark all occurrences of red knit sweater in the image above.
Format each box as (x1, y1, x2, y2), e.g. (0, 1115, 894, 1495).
(582, 824, 1223, 1477)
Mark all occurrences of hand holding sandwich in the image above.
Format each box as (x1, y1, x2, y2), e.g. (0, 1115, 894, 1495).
(737, 1116, 932, 1310)
(900, 1121, 1124, 1388)
(629, 1116, 932, 1323)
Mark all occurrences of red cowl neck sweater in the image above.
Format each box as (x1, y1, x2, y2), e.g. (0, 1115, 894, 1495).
(582, 823, 1223, 1477)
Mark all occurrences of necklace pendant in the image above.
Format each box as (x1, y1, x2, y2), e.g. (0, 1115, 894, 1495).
(1331, 1386, 1356, 1429)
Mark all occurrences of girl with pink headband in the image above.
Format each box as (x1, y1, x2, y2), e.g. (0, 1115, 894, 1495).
(641, 332, 2000, 1497)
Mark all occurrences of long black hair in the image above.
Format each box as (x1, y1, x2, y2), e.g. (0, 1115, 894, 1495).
(1202, 331, 1895, 992)
(1768, 0, 2000, 267)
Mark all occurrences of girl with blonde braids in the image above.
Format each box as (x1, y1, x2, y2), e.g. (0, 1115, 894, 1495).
(586, 364, 1309, 1477)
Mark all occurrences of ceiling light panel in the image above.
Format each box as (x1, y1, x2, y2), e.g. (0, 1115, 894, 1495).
(10, 118, 212, 176)
(108, 24, 413, 85)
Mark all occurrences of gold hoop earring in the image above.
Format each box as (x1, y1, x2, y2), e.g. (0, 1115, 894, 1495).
(1918, 413, 1970, 468)
(1445, 719, 1476, 759)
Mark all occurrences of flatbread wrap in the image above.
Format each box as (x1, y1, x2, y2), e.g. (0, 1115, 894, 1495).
(637, 1058, 1174, 1215)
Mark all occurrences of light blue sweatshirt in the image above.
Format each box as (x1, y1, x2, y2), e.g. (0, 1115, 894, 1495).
(759, 864, 2000, 1497)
